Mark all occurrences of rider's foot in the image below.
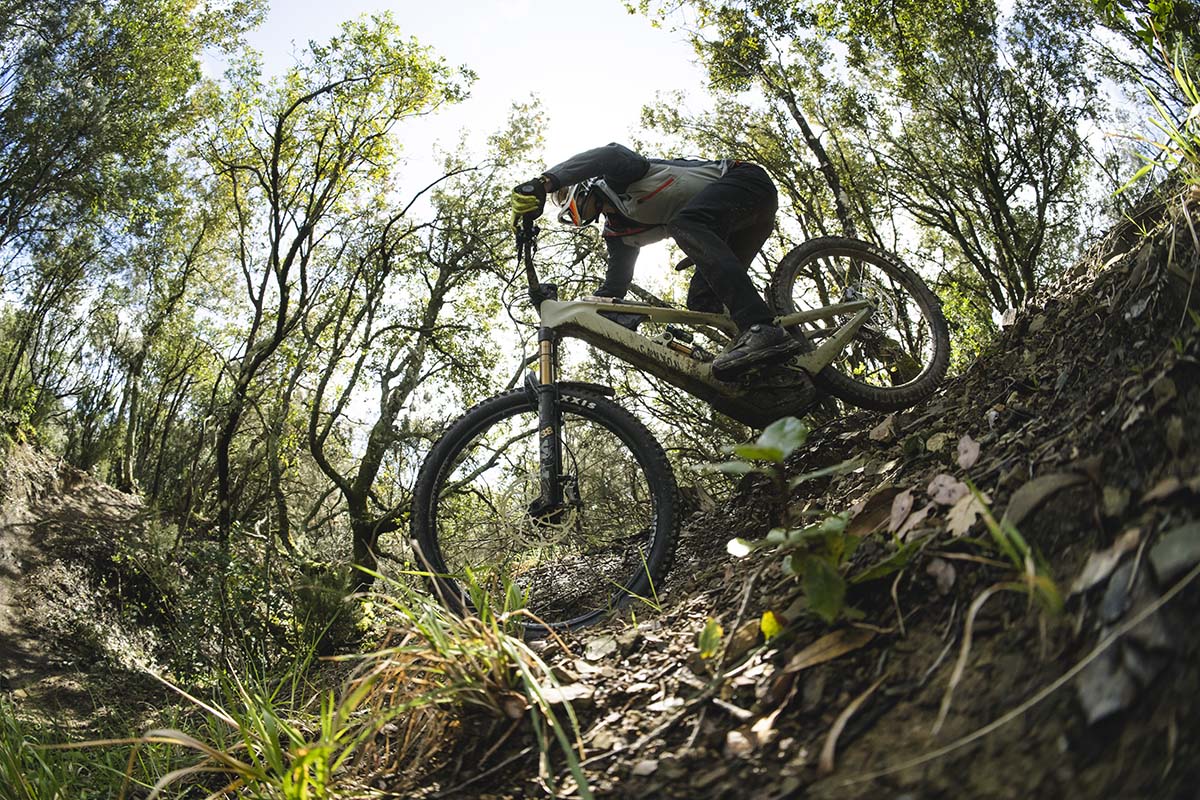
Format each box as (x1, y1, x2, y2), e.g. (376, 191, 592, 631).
(711, 323, 804, 381)
(600, 310, 647, 331)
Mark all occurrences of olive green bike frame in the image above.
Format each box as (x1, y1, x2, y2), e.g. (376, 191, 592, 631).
(517, 218, 871, 521)
(535, 296, 871, 428)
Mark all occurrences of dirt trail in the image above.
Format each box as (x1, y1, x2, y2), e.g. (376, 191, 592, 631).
(0, 446, 144, 692)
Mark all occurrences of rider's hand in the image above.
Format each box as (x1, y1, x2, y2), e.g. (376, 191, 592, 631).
(511, 178, 547, 226)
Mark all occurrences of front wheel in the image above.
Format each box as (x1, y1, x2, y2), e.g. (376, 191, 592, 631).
(410, 387, 678, 632)
(770, 237, 950, 412)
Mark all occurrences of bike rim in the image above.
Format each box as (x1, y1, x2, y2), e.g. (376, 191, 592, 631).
(789, 247, 938, 390)
(426, 399, 662, 628)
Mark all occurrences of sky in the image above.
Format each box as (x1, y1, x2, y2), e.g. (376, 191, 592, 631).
(242, 0, 708, 186)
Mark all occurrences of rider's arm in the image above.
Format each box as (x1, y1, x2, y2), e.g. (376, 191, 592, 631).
(596, 236, 640, 299)
(542, 144, 650, 192)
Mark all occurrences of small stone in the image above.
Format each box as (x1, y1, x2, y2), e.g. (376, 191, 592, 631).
(1102, 486, 1130, 518)
(632, 759, 659, 776)
(1165, 417, 1185, 455)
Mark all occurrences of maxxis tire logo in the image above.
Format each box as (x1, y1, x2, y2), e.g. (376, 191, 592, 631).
(562, 395, 597, 410)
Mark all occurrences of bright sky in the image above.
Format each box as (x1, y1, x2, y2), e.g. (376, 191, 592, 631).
(245, 0, 707, 185)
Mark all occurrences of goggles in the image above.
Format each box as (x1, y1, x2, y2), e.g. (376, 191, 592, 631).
(553, 180, 605, 226)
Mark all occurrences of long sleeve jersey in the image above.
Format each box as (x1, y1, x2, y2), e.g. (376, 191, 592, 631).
(543, 143, 730, 298)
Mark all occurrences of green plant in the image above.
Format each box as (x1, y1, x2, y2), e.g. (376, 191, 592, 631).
(364, 570, 594, 799)
(967, 483, 1062, 614)
(714, 417, 866, 622)
(1121, 43, 1200, 190)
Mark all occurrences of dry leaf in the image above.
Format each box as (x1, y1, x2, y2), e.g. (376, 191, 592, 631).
(540, 683, 595, 705)
(897, 501, 935, 541)
(1001, 473, 1088, 527)
(1070, 528, 1142, 595)
(783, 628, 876, 674)
(927, 473, 969, 506)
(946, 491, 987, 536)
(869, 414, 897, 442)
(926, 432, 949, 452)
(957, 434, 980, 469)
(818, 675, 886, 775)
(725, 730, 755, 758)
(926, 557, 957, 594)
(1142, 476, 1185, 503)
(726, 619, 761, 662)
(847, 487, 901, 537)
(889, 489, 914, 533)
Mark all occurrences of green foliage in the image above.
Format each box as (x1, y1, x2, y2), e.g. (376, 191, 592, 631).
(968, 483, 1062, 613)
(1121, 48, 1200, 190)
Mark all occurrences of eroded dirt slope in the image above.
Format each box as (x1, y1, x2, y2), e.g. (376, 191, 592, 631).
(0, 444, 153, 725)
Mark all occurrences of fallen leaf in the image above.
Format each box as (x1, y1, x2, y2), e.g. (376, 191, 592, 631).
(760, 611, 784, 641)
(540, 683, 595, 705)
(1149, 521, 1200, 583)
(869, 414, 896, 442)
(647, 696, 686, 712)
(946, 491, 988, 537)
(926, 432, 949, 452)
(783, 628, 875, 674)
(926, 557, 957, 594)
(724, 730, 755, 758)
(697, 617, 724, 659)
(897, 501, 935, 541)
(1142, 476, 1185, 503)
(1001, 472, 1089, 527)
(1071, 529, 1142, 595)
(957, 434, 980, 469)
(725, 619, 760, 662)
(584, 635, 618, 661)
(818, 675, 886, 776)
(1102, 486, 1130, 517)
(847, 486, 901, 538)
(888, 489, 914, 533)
(927, 473, 969, 506)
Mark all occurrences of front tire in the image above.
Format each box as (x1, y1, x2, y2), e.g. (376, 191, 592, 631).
(770, 237, 950, 411)
(410, 387, 678, 632)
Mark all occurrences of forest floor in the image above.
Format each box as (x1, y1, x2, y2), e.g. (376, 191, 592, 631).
(423, 201, 1200, 799)
(1, 198, 1199, 799)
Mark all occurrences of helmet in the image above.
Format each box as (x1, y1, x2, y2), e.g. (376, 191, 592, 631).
(553, 179, 605, 226)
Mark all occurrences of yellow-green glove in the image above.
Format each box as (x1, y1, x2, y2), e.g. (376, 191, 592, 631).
(511, 178, 547, 226)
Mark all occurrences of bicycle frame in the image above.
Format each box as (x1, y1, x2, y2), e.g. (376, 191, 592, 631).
(537, 297, 872, 428)
(515, 218, 871, 521)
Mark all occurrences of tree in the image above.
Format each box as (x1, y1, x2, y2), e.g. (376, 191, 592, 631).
(197, 14, 471, 542)
(0, 0, 263, 263)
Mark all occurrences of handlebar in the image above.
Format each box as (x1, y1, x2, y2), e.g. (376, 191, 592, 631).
(515, 216, 556, 307)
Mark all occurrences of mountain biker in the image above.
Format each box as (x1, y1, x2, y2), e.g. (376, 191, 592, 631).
(511, 143, 805, 381)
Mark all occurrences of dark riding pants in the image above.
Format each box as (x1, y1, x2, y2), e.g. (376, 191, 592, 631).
(667, 162, 778, 331)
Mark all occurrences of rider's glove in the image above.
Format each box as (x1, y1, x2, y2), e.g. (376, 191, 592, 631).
(511, 178, 547, 226)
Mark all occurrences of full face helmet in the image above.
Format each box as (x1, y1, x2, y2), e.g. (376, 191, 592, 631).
(553, 179, 605, 226)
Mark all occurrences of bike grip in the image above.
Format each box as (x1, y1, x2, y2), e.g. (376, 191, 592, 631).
(515, 180, 545, 197)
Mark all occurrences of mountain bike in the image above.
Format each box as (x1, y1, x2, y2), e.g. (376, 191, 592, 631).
(409, 218, 949, 631)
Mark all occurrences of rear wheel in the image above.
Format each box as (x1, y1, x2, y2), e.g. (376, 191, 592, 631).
(410, 387, 678, 632)
(770, 237, 950, 411)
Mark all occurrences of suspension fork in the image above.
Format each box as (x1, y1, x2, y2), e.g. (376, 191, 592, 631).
(536, 323, 564, 509)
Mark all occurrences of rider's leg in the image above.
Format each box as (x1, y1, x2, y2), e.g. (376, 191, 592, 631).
(668, 163, 777, 331)
(668, 164, 802, 378)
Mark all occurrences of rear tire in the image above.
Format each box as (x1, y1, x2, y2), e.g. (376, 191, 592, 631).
(770, 237, 949, 411)
(410, 387, 678, 632)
